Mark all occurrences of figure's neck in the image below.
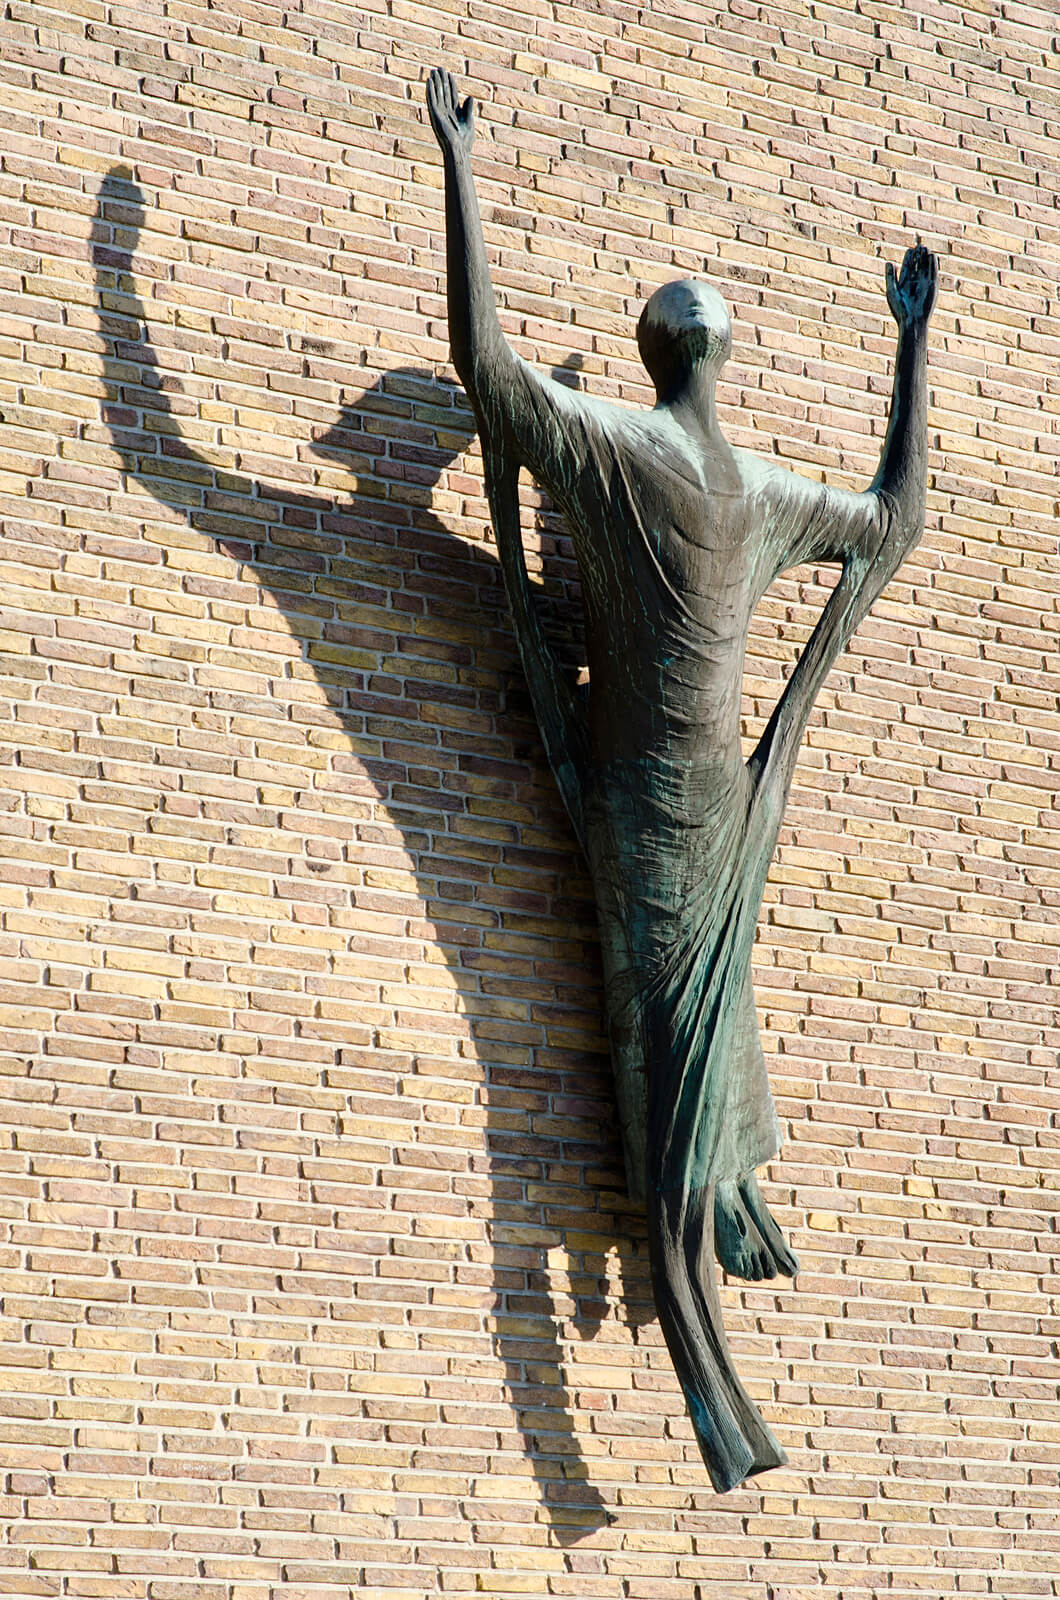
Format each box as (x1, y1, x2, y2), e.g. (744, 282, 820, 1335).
(662, 370, 724, 447)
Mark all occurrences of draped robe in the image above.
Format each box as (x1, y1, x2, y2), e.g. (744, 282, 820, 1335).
(470, 351, 918, 1491)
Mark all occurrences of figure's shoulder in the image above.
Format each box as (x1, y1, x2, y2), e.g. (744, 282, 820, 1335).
(535, 378, 675, 474)
(731, 448, 828, 514)
(510, 355, 640, 443)
(731, 448, 788, 498)
(536, 374, 650, 443)
(592, 402, 705, 465)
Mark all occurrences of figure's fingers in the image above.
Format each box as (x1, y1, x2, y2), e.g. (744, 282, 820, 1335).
(460, 94, 475, 128)
(885, 260, 899, 308)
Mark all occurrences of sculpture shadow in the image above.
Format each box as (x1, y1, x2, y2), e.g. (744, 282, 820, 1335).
(91, 167, 655, 1539)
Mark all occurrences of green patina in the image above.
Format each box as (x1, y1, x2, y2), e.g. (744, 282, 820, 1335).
(427, 67, 937, 1492)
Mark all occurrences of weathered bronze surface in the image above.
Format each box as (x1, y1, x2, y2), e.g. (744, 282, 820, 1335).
(427, 67, 937, 1492)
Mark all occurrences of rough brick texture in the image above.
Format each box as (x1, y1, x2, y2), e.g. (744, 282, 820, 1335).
(0, 1, 1058, 1595)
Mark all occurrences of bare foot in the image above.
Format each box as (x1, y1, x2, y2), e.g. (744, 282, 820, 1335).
(739, 1172, 799, 1278)
(713, 1178, 774, 1281)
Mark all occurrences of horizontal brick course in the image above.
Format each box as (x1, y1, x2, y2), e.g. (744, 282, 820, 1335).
(0, 0, 1058, 1594)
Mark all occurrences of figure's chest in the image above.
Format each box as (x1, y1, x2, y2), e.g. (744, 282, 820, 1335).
(636, 472, 754, 640)
(568, 423, 755, 646)
(656, 514, 750, 597)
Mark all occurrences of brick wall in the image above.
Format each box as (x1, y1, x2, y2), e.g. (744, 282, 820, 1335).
(1, 1, 1058, 1595)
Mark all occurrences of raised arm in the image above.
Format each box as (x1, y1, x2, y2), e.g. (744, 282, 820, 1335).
(762, 244, 938, 580)
(426, 67, 589, 845)
(425, 68, 592, 495)
(871, 244, 937, 539)
(749, 245, 938, 798)
(425, 69, 508, 402)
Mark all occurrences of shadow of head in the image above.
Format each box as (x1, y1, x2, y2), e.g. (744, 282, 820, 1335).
(94, 174, 474, 498)
(95, 163, 584, 508)
(311, 350, 583, 470)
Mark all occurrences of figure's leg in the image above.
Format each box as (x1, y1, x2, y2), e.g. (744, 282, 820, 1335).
(683, 1183, 786, 1473)
(646, 1005, 786, 1490)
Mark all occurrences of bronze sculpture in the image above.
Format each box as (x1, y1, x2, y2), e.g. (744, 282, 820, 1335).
(426, 67, 938, 1492)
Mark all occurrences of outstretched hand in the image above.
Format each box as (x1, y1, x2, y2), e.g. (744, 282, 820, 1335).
(426, 68, 475, 160)
(885, 243, 938, 331)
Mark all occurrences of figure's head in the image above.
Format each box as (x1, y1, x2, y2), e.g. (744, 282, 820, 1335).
(637, 280, 731, 400)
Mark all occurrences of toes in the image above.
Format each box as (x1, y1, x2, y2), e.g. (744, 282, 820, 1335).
(738, 1177, 800, 1278)
(778, 1241, 800, 1280)
(765, 1238, 797, 1277)
(714, 1183, 793, 1282)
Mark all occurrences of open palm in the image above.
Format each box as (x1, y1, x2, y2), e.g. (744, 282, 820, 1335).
(886, 243, 939, 330)
(426, 68, 475, 158)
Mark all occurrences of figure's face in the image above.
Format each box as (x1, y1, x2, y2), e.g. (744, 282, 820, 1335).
(637, 280, 731, 391)
(650, 281, 729, 340)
